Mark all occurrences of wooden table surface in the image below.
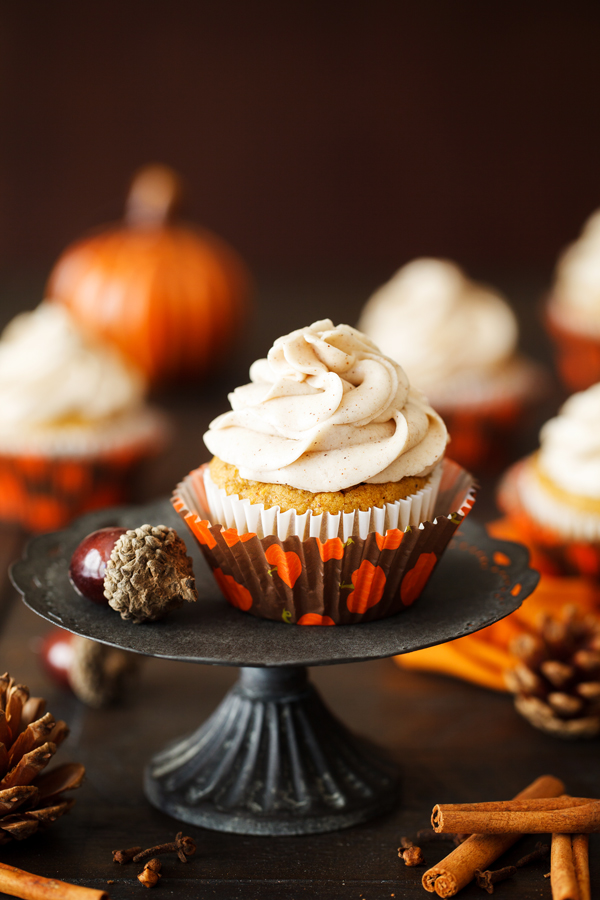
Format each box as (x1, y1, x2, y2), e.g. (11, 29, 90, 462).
(0, 275, 597, 899)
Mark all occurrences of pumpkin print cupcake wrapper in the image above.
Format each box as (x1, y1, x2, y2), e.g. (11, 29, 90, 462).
(172, 459, 476, 625)
(546, 305, 600, 393)
(201, 463, 443, 541)
(0, 409, 169, 533)
(498, 459, 600, 579)
(0, 451, 141, 534)
(431, 360, 548, 472)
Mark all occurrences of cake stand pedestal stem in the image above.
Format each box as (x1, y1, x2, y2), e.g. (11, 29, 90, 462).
(144, 665, 400, 835)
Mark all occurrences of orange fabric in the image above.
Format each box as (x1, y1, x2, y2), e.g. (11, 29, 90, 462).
(396, 517, 600, 691)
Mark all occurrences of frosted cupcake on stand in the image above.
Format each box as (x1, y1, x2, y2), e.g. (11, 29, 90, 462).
(358, 259, 546, 469)
(546, 209, 600, 391)
(0, 303, 168, 532)
(497, 382, 600, 578)
(173, 319, 475, 625)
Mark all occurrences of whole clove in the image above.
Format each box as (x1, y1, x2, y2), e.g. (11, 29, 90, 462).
(138, 859, 161, 888)
(475, 865, 517, 893)
(474, 842, 550, 893)
(112, 846, 142, 864)
(397, 836, 425, 866)
(133, 831, 196, 864)
(516, 841, 550, 867)
(399, 846, 425, 866)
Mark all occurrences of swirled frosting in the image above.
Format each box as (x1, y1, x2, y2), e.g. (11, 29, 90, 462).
(358, 258, 518, 390)
(551, 210, 600, 332)
(0, 302, 146, 430)
(204, 319, 447, 492)
(537, 383, 600, 498)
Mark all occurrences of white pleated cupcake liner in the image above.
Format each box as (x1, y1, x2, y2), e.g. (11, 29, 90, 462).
(425, 356, 548, 413)
(516, 459, 600, 543)
(173, 459, 476, 625)
(200, 462, 443, 541)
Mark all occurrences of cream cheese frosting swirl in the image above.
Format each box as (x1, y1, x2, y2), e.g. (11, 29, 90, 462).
(537, 383, 600, 499)
(551, 210, 600, 333)
(0, 302, 146, 430)
(204, 319, 447, 492)
(358, 258, 518, 389)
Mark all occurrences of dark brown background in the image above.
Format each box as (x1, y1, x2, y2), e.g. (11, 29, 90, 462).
(1, 12, 600, 892)
(2, 0, 600, 281)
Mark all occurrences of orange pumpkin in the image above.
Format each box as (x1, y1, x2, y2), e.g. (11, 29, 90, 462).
(315, 537, 344, 562)
(346, 561, 386, 614)
(375, 529, 403, 551)
(47, 165, 251, 385)
(221, 528, 256, 547)
(297, 614, 336, 626)
(400, 552, 438, 606)
(265, 544, 302, 589)
(213, 568, 253, 611)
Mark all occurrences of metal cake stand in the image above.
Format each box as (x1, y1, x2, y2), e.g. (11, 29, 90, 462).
(10, 499, 538, 836)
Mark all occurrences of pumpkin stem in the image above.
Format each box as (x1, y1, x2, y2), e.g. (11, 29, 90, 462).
(125, 164, 182, 227)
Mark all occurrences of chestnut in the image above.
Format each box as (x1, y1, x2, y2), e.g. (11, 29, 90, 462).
(69, 526, 127, 604)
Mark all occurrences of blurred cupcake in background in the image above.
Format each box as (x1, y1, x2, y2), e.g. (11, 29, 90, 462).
(546, 209, 600, 391)
(358, 258, 546, 470)
(0, 302, 169, 533)
(497, 382, 600, 578)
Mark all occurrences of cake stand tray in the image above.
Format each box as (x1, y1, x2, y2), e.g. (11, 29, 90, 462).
(11, 499, 538, 835)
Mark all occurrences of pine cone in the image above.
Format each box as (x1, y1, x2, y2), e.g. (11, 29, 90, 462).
(0, 672, 84, 843)
(104, 524, 197, 624)
(506, 606, 600, 738)
(69, 637, 139, 708)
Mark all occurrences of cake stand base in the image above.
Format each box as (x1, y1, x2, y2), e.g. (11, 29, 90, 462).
(144, 666, 399, 835)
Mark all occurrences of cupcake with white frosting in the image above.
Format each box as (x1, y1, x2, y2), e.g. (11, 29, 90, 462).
(173, 320, 475, 624)
(358, 259, 545, 469)
(546, 210, 600, 390)
(0, 302, 168, 532)
(498, 383, 600, 577)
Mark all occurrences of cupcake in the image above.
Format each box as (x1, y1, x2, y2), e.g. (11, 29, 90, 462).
(358, 259, 546, 469)
(546, 210, 600, 391)
(0, 302, 169, 532)
(497, 382, 600, 578)
(173, 319, 475, 624)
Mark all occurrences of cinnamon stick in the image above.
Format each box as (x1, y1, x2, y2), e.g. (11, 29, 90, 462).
(433, 797, 590, 815)
(551, 833, 579, 900)
(432, 801, 600, 835)
(572, 834, 591, 900)
(0, 861, 108, 900)
(422, 774, 565, 898)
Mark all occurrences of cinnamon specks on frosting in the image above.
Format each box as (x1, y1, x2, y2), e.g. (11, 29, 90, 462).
(204, 319, 448, 492)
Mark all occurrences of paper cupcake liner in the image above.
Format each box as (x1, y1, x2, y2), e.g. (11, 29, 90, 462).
(0, 410, 170, 533)
(497, 458, 600, 579)
(172, 459, 476, 625)
(427, 358, 549, 471)
(0, 407, 169, 457)
(426, 356, 547, 412)
(546, 303, 600, 393)
(201, 463, 443, 541)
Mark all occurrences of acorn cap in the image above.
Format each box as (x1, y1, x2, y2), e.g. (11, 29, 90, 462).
(104, 524, 197, 624)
